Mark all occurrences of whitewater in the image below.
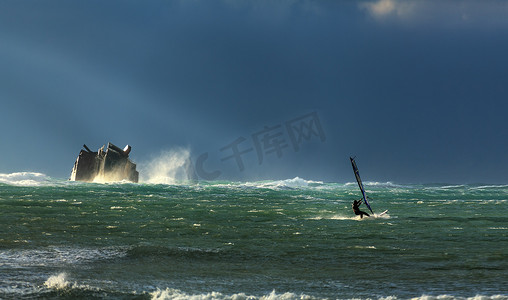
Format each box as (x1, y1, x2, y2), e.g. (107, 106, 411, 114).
(0, 172, 507, 299)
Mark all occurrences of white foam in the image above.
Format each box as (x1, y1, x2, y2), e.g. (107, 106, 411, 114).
(42, 272, 101, 294)
(310, 212, 391, 221)
(309, 214, 357, 221)
(373, 212, 391, 219)
(0, 172, 51, 186)
(150, 289, 316, 300)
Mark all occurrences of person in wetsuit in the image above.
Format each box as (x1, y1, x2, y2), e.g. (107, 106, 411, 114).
(352, 199, 370, 218)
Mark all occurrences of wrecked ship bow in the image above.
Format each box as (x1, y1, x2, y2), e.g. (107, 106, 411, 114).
(70, 142, 139, 183)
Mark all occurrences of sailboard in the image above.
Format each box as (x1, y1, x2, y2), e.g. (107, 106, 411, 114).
(350, 157, 374, 214)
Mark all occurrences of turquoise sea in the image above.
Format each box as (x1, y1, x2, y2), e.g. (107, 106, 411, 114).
(1, 173, 507, 299)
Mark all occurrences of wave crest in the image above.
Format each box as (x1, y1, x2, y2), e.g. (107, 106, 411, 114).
(151, 288, 317, 300)
(257, 177, 324, 189)
(0, 172, 51, 186)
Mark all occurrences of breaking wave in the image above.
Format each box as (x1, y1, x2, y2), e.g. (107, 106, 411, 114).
(149, 290, 508, 300)
(253, 177, 324, 189)
(150, 288, 318, 300)
(44, 273, 70, 290)
(0, 172, 52, 186)
(41, 272, 104, 296)
(344, 181, 406, 188)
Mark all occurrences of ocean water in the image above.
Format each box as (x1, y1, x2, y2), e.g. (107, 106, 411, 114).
(0, 172, 507, 299)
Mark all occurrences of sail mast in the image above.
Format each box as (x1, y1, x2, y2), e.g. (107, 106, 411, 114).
(350, 157, 374, 214)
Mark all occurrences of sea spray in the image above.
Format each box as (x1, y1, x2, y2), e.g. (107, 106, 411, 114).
(139, 148, 194, 184)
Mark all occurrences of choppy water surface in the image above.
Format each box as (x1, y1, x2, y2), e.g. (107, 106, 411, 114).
(1, 173, 507, 299)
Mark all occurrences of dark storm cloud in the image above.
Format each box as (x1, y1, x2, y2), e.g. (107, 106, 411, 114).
(1, 0, 507, 183)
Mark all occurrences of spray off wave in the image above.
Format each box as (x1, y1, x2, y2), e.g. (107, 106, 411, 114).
(0, 146, 195, 186)
(139, 148, 193, 184)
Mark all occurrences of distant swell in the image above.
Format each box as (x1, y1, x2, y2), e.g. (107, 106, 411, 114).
(126, 245, 225, 260)
(0, 246, 127, 268)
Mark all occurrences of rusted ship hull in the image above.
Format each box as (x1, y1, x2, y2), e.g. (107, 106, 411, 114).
(70, 143, 139, 183)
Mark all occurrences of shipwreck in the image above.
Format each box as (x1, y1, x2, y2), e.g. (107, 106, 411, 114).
(70, 142, 139, 183)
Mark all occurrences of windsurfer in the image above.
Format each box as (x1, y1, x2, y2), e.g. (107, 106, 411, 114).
(352, 199, 370, 218)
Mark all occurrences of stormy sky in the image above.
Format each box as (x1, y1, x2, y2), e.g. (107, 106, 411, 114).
(1, 0, 507, 183)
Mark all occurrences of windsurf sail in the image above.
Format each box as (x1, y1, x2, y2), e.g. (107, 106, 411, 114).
(350, 157, 374, 214)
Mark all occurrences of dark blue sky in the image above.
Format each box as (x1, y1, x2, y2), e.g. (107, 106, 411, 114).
(1, 0, 507, 183)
